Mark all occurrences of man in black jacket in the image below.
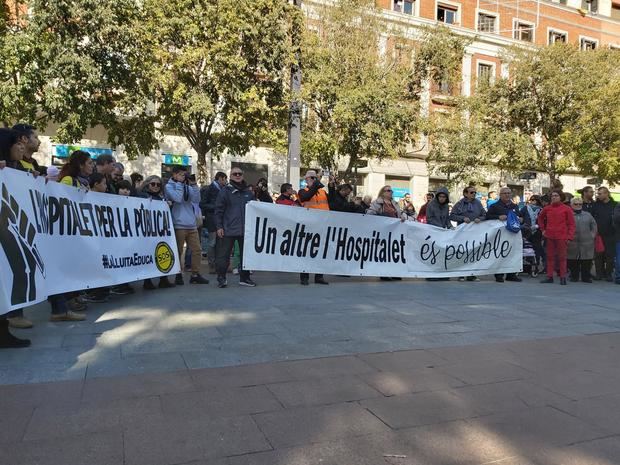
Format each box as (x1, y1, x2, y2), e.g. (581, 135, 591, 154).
(327, 177, 363, 213)
(592, 187, 617, 281)
(200, 171, 227, 271)
(486, 187, 525, 283)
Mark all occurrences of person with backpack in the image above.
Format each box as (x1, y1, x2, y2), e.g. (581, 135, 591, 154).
(538, 190, 576, 285)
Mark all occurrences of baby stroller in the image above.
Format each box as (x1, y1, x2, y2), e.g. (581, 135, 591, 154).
(522, 238, 539, 277)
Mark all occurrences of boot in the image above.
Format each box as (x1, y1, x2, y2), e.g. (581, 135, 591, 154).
(143, 279, 156, 290)
(0, 320, 31, 349)
(158, 276, 175, 288)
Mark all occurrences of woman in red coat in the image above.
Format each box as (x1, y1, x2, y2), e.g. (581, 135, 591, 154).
(538, 190, 576, 285)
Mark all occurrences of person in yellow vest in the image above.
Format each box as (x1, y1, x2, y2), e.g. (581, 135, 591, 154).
(297, 170, 329, 285)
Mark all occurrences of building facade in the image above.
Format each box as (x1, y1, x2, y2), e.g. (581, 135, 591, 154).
(32, 0, 620, 206)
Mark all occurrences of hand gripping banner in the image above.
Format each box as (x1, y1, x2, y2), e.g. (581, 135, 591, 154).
(0, 169, 180, 314)
(243, 202, 523, 278)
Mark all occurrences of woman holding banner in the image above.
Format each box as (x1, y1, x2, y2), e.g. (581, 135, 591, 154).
(58, 150, 94, 189)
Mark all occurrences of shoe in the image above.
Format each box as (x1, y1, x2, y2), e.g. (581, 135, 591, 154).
(67, 298, 87, 312)
(143, 279, 156, 291)
(7, 316, 33, 329)
(560, 278, 567, 285)
(505, 276, 522, 282)
(593, 275, 603, 281)
(175, 274, 184, 286)
(300, 279, 309, 286)
(495, 277, 505, 283)
(239, 278, 256, 287)
(467, 276, 480, 282)
(110, 285, 133, 296)
(540, 277, 554, 284)
(0, 322, 31, 348)
(82, 293, 109, 303)
(458, 277, 466, 282)
(391, 277, 402, 281)
(217, 277, 228, 288)
(380, 277, 392, 281)
(232, 268, 239, 275)
(569, 277, 579, 282)
(189, 274, 209, 284)
(315, 278, 329, 285)
(158, 278, 175, 289)
(582, 278, 593, 283)
(50, 311, 86, 322)
(606, 276, 614, 283)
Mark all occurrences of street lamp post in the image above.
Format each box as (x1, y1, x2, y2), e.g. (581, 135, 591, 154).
(287, 0, 302, 187)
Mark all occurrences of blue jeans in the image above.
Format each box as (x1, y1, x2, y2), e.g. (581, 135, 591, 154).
(615, 242, 620, 282)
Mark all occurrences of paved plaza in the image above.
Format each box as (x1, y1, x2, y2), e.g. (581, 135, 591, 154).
(1, 273, 620, 464)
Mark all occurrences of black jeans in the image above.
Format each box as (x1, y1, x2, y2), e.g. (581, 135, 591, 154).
(216, 236, 249, 280)
(567, 259, 592, 281)
(300, 273, 324, 282)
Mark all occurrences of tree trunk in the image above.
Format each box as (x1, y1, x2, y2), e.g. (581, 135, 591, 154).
(196, 149, 209, 186)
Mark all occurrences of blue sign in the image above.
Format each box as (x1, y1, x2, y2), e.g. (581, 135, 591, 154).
(53, 145, 113, 159)
(391, 187, 409, 201)
(163, 154, 190, 166)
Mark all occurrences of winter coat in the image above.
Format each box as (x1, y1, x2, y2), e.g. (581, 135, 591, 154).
(366, 197, 406, 220)
(592, 199, 617, 239)
(426, 187, 451, 228)
(567, 211, 597, 260)
(255, 188, 273, 203)
(327, 184, 364, 213)
(165, 180, 201, 229)
(537, 202, 576, 241)
(200, 182, 223, 232)
(613, 203, 620, 242)
(449, 197, 486, 225)
(276, 194, 300, 207)
(214, 181, 255, 237)
(486, 200, 525, 224)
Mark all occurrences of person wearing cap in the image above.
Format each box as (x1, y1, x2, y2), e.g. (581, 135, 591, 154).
(45, 165, 60, 182)
(297, 170, 329, 285)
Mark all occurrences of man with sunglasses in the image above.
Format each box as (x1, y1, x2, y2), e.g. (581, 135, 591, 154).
(297, 170, 329, 285)
(214, 168, 256, 288)
(450, 186, 486, 282)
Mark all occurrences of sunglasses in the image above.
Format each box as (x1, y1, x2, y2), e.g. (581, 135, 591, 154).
(468, 191, 476, 194)
(150, 182, 161, 187)
(231, 172, 243, 177)
(308, 176, 316, 180)
(384, 189, 392, 192)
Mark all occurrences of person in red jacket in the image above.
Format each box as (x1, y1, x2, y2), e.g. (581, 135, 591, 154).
(538, 190, 576, 285)
(275, 183, 300, 206)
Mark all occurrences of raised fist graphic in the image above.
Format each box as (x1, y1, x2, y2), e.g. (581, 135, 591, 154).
(0, 184, 45, 306)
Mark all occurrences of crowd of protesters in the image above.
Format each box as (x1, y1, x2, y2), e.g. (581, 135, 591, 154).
(1, 125, 619, 349)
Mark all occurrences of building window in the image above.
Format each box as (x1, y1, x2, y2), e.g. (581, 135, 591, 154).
(548, 30, 567, 44)
(437, 4, 458, 24)
(477, 13, 496, 33)
(581, 0, 598, 14)
(394, 0, 415, 15)
(513, 22, 534, 42)
(437, 77, 453, 95)
(477, 63, 494, 86)
(580, 38, 597, 50)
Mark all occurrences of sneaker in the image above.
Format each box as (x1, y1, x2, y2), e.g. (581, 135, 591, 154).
(7, 317, 33, 329)
(217, 277, 228, 288)
(82, 293, 109, 303)
(175, 274, 184, 286)
(239, 278, 256, 287)
(467, 276, 480, 282)
(505, 276, 522, 282)
(0, 331, 30, 349)
(314, 278, 329, 285)
(143, 279, 156, 291)
(189, 274, 209, 284)
(50, 311, 86, 322)
(540, 277, 554, 284)
(458, 277, 466, 282)
(560, 277, 567, 285)
(232, 268, 239, 275)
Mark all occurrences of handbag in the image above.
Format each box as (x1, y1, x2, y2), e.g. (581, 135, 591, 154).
(595, 234, 605, 253)
(505, 210, 521, 233)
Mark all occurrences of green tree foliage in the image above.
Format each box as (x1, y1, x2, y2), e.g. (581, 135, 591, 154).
(135, 0, 299, 180)
(300, 0, 467, 177)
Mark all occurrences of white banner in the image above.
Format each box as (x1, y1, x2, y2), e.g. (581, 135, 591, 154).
(243, 202, 522, 277)
(0, 169, 180, 314)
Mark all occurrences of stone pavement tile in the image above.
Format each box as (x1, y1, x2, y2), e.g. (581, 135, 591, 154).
(0, 361, 87, 385)
(281, 355, 378, 379)
(512, 436, 620, 465)
(358, 349, 447, 372)
(359, 367, 465, 396)
(124, 415, 271, 465)
(427, 343, 519, 364)
(0, 431, 123, 465)
(216, 322, 291, 338)
(265, 375, 382, 408)
(529, 369, 620, 401)
(361, 390, 490, 429)
(86, 351, 187, 378)
(81, 370, 197, 404)
(464, 406, 609, 450)
(62, 334, 99, 348)
(435, 360, 532, 385)
(0, 408, 34, 443)
(190, 362, 294, 388)
(0, 379, 83, 413)
(550, 393, 620, 435)
(226, 431, 417, 465)
(450, 380, 571, 414)
(160, 385, 282, 417)
(252, 402, 390, 449)
(23, 396, 162, 441)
